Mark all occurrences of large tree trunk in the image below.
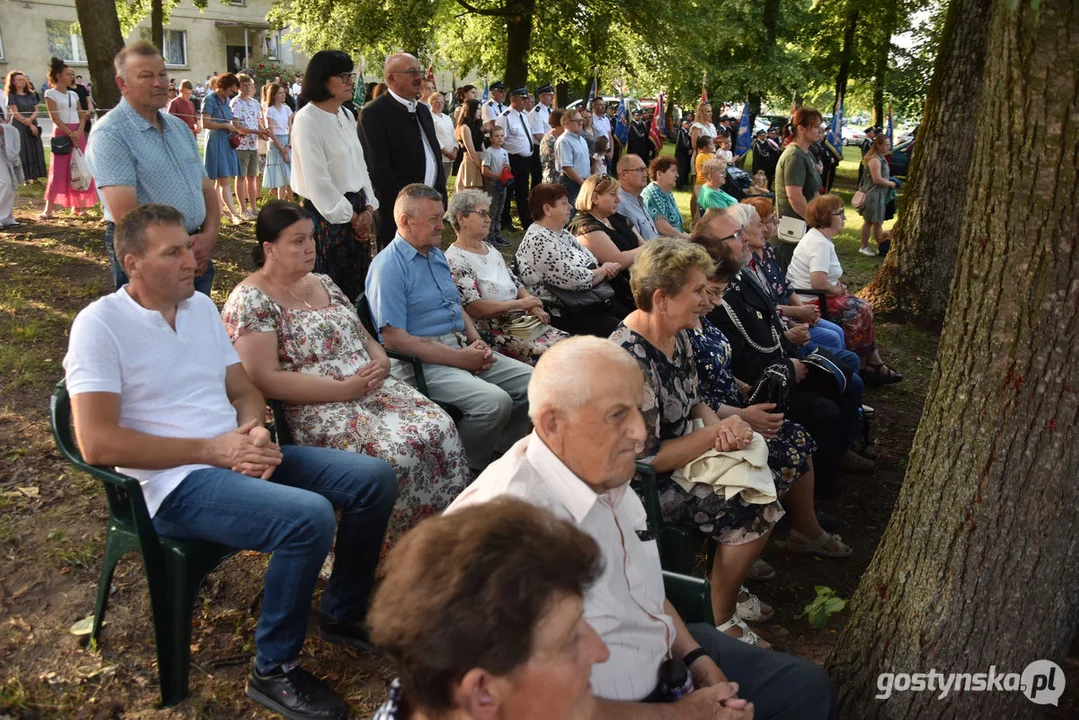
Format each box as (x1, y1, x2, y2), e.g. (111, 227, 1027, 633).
(833, 4, 860, 119)
(502, 0, 535, 90)
(827, 1, 1079, 717)
(73, 0, 125, 114)
(151, 0, 165, 54)
(859, 0, 991, 326)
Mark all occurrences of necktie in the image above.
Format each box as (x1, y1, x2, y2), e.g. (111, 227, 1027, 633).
(519, 111, 533, 152)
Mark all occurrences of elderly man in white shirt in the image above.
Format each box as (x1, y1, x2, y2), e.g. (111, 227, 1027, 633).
(448, 336, 837, 720)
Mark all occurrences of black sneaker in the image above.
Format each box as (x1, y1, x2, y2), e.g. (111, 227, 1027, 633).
(319, 617, 379, 653)
(246, 662, 350, 720)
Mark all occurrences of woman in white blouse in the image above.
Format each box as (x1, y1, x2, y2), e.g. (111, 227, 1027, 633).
(41, 57, 97, 218)
(290, 50, 377, 301)
(427, 92, 457, 183)
(262, 82, 294, 201)
(786, 193, 902, 384)
(515, 183, 630, 338)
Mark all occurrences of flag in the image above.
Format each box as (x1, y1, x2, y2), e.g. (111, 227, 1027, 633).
(426, 65, 435, 81)
(826, 93, 843, 147)
(734, 99, 752, 156)
(586, 71, 598, 107)
(887, 103, 894, 146)
(481, 76, 488, 102)
(649, 93, 665, 149)
(701, 72, 708, 104)
(613, 88, 629, 145)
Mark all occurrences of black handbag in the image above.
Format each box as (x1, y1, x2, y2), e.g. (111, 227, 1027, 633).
(49, 91, 74, 155)
(746, 363, 792, 413)
(544, 279, 615, 311)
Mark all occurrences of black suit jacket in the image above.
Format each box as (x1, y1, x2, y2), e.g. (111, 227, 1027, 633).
(358, 93, 447, 246)
(708, 271, 797, 384)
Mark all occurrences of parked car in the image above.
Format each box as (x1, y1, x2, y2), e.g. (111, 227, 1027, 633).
(842, 126, 866, 146)
(566, 95, 639, 113)
(888, 138, 915, 178)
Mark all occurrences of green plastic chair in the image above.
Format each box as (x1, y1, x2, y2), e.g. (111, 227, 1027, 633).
(663, 571, 715, 625)
(50, 380, 237, 708)
(634, 462, 715, 576)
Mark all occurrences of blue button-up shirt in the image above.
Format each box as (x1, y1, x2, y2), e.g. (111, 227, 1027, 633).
(85, 98, 207, 232)
(365, 235, 465, 339)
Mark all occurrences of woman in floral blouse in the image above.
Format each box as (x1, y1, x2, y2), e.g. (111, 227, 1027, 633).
(444, 189, 567, 365)
(221, 201, 471, 547)
(516, 183, 631, 337)
(611, 238, 845, 648)
(641, 156, 689, 239)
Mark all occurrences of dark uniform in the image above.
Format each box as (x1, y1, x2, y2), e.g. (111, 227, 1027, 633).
(627, 111, 654, 165)
(675, 119, 693, 189)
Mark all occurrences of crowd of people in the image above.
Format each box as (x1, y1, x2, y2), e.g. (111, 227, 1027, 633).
(48, 39, 915, 720)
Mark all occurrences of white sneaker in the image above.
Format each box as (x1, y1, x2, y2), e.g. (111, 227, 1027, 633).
(858, 246, 877, 256)
(243, 210, 259, 221)
(230, 214, 244, 226)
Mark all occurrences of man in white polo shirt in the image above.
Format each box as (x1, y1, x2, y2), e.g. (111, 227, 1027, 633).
(63, 204, 397, 720)
(447, 336, 836, 720)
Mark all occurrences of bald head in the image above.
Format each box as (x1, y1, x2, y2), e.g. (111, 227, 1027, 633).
(384, 52, 423, 99)
(529, 337, 640, 418)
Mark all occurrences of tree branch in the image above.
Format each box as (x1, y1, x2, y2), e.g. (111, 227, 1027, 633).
(454, 0, 512, 18)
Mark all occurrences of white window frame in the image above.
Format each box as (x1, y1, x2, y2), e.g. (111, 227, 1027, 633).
(46, 20, 88, 65)
(138, 28, 189, 68)
(228, 0, 247, 6)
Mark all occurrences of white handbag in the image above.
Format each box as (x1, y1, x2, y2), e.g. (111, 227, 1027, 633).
(776, 215, 807, 244)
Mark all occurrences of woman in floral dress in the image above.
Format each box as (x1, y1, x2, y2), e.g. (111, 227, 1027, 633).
(222, 201, 470, 546)
(444, 189, 567, 365)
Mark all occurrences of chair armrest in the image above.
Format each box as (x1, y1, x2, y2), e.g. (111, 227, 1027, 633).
(663, 571, 715, 625)
(385, 349, 429, 397)
(634, 462, 664, 533)
(792, 287, 832, 322)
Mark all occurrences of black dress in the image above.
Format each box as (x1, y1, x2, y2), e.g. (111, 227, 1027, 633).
(569, 211, 640, 310)
(9, 93, 47, 181)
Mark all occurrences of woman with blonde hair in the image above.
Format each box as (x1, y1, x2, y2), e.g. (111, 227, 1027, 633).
(569, 173, 645, 309)
(856, 134, 898, 255)
(697, 157, 737, 211)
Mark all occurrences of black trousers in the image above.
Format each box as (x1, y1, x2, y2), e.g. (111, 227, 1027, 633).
(676, 152, 691, 189)
(786, 386, 846, 496)
(529, 151, 542, 187)
(507, 153, 534, 228)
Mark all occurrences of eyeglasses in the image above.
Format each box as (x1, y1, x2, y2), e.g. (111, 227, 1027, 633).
(464, 209, 491, 218)
(621, 167, 648, 174)
(832, 211, 846, 217)
(568, 117, 583, 123)
(714, 230, 743, 243)
(335, 72, 358, 84)
(390, 68, 425, 77)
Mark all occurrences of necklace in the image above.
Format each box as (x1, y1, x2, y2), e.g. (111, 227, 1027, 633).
(288, 277, 314, 309)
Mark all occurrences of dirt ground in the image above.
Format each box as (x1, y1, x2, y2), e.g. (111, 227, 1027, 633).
(0, 189, 1074, 719)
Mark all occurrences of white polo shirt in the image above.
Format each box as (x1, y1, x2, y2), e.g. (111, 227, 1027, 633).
(447, 433, 675, 702)
(786, 228, 844, 297)
(529, 102, 552, 137)
(63, 289, 242, 517)
(495, 106, 534, 157)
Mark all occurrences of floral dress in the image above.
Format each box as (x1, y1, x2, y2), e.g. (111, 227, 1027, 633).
(445, 242, 568, 365)
(610, 324, 787, 546)
(221, 274, 471, 546)
(690, 318, 816, 486)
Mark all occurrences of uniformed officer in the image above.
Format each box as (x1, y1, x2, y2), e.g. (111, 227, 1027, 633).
(496, 86, 536, 230)
(528, 84, 555, 186)
(858, 125, 878, 185)
(481, 80, 508, 131)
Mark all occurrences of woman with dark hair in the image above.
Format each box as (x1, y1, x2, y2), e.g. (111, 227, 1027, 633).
(641, 155, 688, 238)
(200, 71, 245, 225)
(368, 498, 609, 720)
(5, 70, 47, 183)
(290, 50, 378, 301)
(41, 57, 97, 218)
(221, 200, 470, 547)
(772, 106, 824, 268)
(453, 98, 485, 191)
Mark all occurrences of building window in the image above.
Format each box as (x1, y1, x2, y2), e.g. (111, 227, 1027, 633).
(46, 20, 88, 64)
(139, 29, 188, 67)
(229, 0, 246, 5)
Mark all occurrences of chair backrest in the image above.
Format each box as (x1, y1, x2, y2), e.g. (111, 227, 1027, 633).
(50, 380, 167, 569)
(268, 399, 294, 446)
(354, 292, 377, 337)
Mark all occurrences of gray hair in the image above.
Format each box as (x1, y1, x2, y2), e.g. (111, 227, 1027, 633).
(724, 203, 757, 231)
(446, 189, 491, 231)
(393, 183, 444, 222)
(528, 336, 641, 422)
(114, 204, 185, 263)
(114, 40, 162, 80)
(700, 157, 727, 179)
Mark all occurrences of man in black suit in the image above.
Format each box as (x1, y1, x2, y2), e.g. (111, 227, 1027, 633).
(359, 52, 447, 249)
(674, 116, 693, 189)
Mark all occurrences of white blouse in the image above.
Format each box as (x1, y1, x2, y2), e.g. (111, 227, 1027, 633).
(290, 103, 378, 224)
(45, 88, 80, 125)
(786, 228, 844, 294)
(431, 111, 457, 153)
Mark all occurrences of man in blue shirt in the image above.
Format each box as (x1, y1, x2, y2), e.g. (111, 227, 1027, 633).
(86, 41, 220, 295)
(365, 184, 533, 471)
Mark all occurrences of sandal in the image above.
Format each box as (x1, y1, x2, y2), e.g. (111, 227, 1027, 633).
(747, 558, 775, 581)
(717, 613, 771, 648)
(786, 529, 853, 558)
(864, 362, 904, 385)
(736, 585, 774, 621)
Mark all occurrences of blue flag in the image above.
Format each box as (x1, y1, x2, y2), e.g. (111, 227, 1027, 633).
(613, 90, 629, 145)
(734, 100, 752, 157)
(586, 73, 598, 107)
(482, 77, 488, 103)
(887, 104, 894, 146)
(826, 94, 843, 147)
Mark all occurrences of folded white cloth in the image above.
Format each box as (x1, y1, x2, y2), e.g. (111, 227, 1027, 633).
(671, 419, 776, 504)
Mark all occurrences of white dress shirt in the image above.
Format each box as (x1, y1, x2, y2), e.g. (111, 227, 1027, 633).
(482, 98, 506, 124)
(388, 88, 438, 186)
(290, 103, 379, 224)
(495, 106, 534, 157)
(592, 113, 613, 144)
(447, 433, 675, 702)
(528, 102, 551, 138)
(431, 110, 457, 155)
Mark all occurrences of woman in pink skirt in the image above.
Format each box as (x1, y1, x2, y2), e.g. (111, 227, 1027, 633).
(41, 57, 96, 218)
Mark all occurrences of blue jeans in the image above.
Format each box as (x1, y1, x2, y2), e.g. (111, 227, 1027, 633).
(827, 347, 865, 446)
(105, 221, 214, 296)
(151, 445, 397, 671)
(803, 319, 845, 354)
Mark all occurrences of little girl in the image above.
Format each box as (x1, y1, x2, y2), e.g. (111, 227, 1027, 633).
(746, 170, 772, 196)
(592, 136, 609, 175)
(262, 82, 294, 201)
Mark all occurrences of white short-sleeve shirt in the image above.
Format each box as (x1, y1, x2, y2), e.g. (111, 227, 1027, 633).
(45, 88, 81, 124)
(786, 228, 844, 293)
(62, 290, 242, 516)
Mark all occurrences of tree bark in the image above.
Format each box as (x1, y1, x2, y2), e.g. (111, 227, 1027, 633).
(502, 0, 535, 91)
(151, 0, 165, 54)
(828, 1, 1079, 717)
(833, 3, 860, 119)
(859, 0, 991, 326)
(73, 0, 125, 114)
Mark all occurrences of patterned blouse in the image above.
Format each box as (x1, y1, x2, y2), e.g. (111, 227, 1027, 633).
(228, 96, 261, 151)
(609, 324, 700, 464)
(516, 223, 600, 308)
(641, 182, 684, 233)
(540, 130, 560, 184)
(746, 243, 794, 320)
